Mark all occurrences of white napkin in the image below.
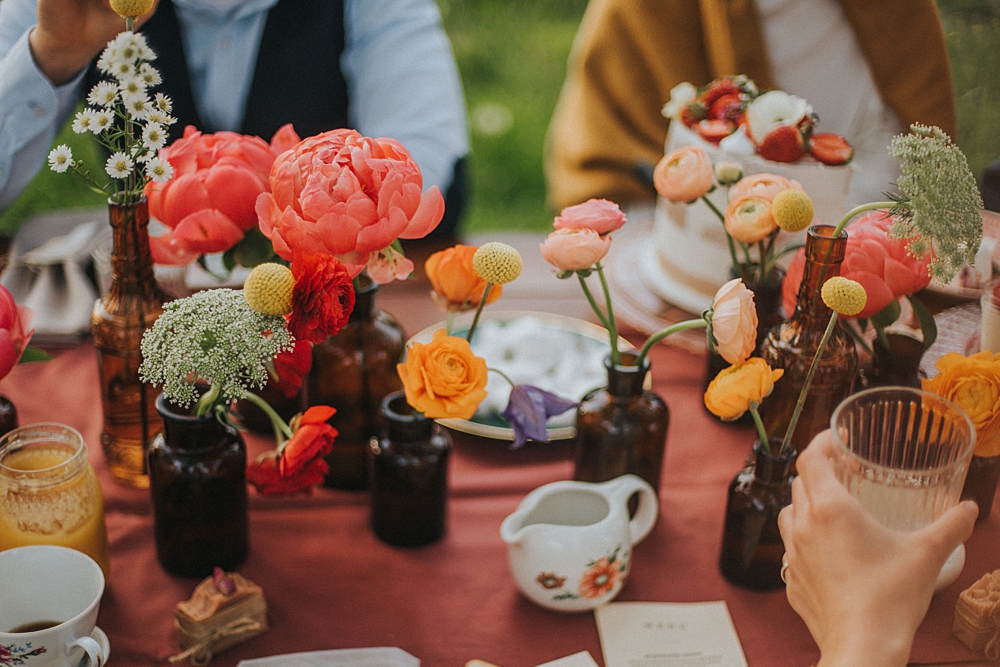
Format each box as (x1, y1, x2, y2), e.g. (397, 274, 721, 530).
(237, 647, 420, 667)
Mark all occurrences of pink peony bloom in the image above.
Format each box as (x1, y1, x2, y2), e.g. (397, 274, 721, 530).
(0, 285, 34, 381)
(255, 129, 445, 277)
(539, 228, 612, 272)
(653, 146, 714, 203)
(554, 198, 627, 235)
(724, 196, 776, 244)
(711, 279, 758, 365)
(728, 173, 801, 204)
(781, 211, 932, 320)
(146, 124, 295, 264)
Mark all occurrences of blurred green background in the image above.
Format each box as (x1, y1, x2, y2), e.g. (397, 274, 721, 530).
(1, 0, 998, 236)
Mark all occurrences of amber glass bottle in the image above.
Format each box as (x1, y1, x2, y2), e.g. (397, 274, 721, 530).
(92, 198, 168, 488)
(760, 226, 856, 453)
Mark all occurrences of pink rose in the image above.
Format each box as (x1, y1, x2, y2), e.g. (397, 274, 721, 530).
(728, 173, 801, 203)
(539, 228, 612, 271)
(256, 129, 445, 277)
(781, 211, 932, 319)
(554, 198, 627, 235)
(711, 279, 758, 365)
(0, 285, 34, 381)
(724, 196, 776, 244)
(653, 146, 714, 203)
(146, 125, 294, 264)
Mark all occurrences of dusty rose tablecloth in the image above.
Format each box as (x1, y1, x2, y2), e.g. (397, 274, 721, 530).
(4, 332, 998, 667)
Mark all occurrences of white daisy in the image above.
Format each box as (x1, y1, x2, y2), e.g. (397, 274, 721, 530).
(142, 122, 167, 151)
(87, 81, 119, 107)
(153, 93, 173, 114)
(146, 157, 174, 183)
(92, 110, 115, 133)
(47, 145, 74, 173)
(118, 75, 147, 99)
(123, 94, 152, 120)
(72, 109, 97, 134)
(106, 152, 134, 179)
(96, 51, 116, 76)
(145, 109, 173, 126)
(138, 63, 161, 87)
(111, 59, 135, 80)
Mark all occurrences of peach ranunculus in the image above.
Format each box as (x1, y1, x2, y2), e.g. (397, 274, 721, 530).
(728, 173, 801, 204)
(256, 128, 445, 278)
(397, 329, 489, 420)
(653, 146, 714, 203)
(145, 124, 298, 265)
(781, 211, 933, 320)
(724, 196, 776, 244)
(0, 285, 34, 381)
(554, 199, 627, 235)
(704, 357, 784, 421)
(425, 245, 503, 312)
(539, 228, 612, 272)
(922, 351, 1000, 457)
(710, 279, 758, 365)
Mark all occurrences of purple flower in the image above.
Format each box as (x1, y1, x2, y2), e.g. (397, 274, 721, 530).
(502, 385, 577, 449)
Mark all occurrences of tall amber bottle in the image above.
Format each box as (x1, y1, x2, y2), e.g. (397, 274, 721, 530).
(759, 225, 856, 453)
(92, 198, 168, 488)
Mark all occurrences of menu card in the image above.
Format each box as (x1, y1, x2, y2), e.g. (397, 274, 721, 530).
(595, 601, 748, 667)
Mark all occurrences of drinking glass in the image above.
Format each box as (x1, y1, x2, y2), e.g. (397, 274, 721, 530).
(830, 387, 976, 589)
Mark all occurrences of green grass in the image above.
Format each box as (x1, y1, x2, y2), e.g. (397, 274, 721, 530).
(2, 0, 997, 236)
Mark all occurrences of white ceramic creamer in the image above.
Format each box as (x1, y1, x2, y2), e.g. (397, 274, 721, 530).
(500, 474, 658, 612)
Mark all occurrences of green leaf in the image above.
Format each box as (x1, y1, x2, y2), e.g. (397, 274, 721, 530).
(230, 228, 278, 268)
(907, 294, 938, 349)
(871, 299, 902, 329)
(19, 347, 54, 363)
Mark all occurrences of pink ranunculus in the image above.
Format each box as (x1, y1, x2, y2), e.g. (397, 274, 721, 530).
(724, 196, 776, 244)
(782, 211, 933, 320)
(711, 279, 758, 365)
(554, 198, 627, 235)
(145, 124, 296, 264)
(255, 129, 445, 278)
(0, 285, 34, 381)
(653, 146, 714, 203)
(728, 173, 801, 204)
(366, 247, 415, 284)
(539, 228, 612, 272)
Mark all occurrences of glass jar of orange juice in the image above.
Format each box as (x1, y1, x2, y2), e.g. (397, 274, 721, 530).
(0, 424, 110, 578)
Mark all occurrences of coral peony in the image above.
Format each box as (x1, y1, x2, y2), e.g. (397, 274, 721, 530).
(653, 146, 714, 203)
(289, 253, 356, 344)
(724, 196, 776, 244)
(146, 124, 295, 264)
(553, 198, 627, 235)
(0, 285, 34, 381)
(255, 128, 444, 277)
(539, 228, 612, 272)
(397, 328, 488, 420)
(711, 279, 757, 365)
(425, 245, 502, 312)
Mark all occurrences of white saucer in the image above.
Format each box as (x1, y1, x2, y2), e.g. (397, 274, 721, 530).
(934, 544, 966, 593)
(91, 626, 110, 666)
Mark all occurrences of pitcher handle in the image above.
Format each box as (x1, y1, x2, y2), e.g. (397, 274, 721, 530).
(604, 474, 658, 546)
(68, 635, 105, 667)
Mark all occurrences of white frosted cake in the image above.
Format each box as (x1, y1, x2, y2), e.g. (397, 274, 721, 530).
(644, 122, 855, 313)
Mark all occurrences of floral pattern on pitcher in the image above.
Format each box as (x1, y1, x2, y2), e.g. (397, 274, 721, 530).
(545, 545, 629, 602)
(1, 643, 47, 666)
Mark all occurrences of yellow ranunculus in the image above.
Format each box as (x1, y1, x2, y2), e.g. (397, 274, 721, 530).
(397, 329, 489, 420)
(922, 350, 1000, 457)
(704, 358, 784, 421)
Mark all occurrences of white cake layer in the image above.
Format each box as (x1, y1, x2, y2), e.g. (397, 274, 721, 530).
(645, 122, 854, 313)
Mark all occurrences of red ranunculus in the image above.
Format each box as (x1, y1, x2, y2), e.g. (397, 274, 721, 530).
(246, 451, 329, 496)
(270, 340, 313, 399)
(0, 285, 34, 381)
(279, 405, 337, 477)
(255, 129, 444, 276)
(288, 253, 356, 344)
(146, 124, 298, 264)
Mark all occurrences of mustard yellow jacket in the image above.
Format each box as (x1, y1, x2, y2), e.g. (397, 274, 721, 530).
(545, 0, 956, 210)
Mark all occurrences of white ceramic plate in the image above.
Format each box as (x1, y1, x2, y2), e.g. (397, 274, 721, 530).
(925, 211, 1000, 299)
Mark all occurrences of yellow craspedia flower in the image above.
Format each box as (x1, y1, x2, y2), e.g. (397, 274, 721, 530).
(110, 0, 155, 18)
(473, 242, 522, 284)
(244, 263, 295, 316)
(772, 188, 814, 232)
(821, 277, 867, 316)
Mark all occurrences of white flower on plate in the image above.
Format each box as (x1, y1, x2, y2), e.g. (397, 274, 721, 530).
(745, 90, 812, 145)
(47, 145, 74, 173)
(106, 151, 134, 179)
(662, 81, 698, 121)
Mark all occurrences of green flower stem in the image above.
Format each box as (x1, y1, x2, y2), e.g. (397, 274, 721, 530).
(845, 321, 874, 358)
(702, 194, 743, 280)
(635, 319, 707, 368)
(445, 310, 456, 336)
(779, 310, 840, 456)
(240, 390, 295, 447)
(833, 202, 895, 237)
(194, 384, 221, 418)
(578, 271, 618, 363)
(126, 16, 134, 32)
(749, 402, 769, 453)
(488, 367, 516, 388)
(757, 239, 768, 283)
(595, 263, 621, 365)
(466, 283, 494, 342)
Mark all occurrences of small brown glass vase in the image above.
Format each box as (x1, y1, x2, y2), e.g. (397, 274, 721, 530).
(962, 452, 1000, 523)
(860, 332, 925, 389)
(0, 394, 18, 438)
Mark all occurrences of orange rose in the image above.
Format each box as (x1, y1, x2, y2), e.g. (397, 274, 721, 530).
(922, 351, 1000, 457)
(724, 196, 777, 244)
(397, 329, 489, 420)
(711, 279, 757, 365)
(653, 146, 714, 203)
(425, 245, 502, 312)
(704, 358, 783, 421)
(728, 173, 800, 203)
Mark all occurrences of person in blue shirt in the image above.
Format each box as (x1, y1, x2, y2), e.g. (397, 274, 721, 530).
(0, 0, 470, 237)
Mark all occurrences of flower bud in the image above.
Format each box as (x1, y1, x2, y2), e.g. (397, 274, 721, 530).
(714, 161, 744, 186)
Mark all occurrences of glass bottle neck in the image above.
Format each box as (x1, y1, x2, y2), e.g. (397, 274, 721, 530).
(381, 392, 433, 442)
(350, 275, 378, 322)
(108, 197, 158, 294)
(156, 395, 228, 451)
(795, 225, 847, 317)
(753, 439, 796, 483)
(605, 353, 649, 398)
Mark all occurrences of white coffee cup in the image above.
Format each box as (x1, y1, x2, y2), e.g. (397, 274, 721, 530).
(0, 546, 107, 667)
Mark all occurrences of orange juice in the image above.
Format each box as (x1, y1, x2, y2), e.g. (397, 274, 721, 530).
(0, 425, 111, 579)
